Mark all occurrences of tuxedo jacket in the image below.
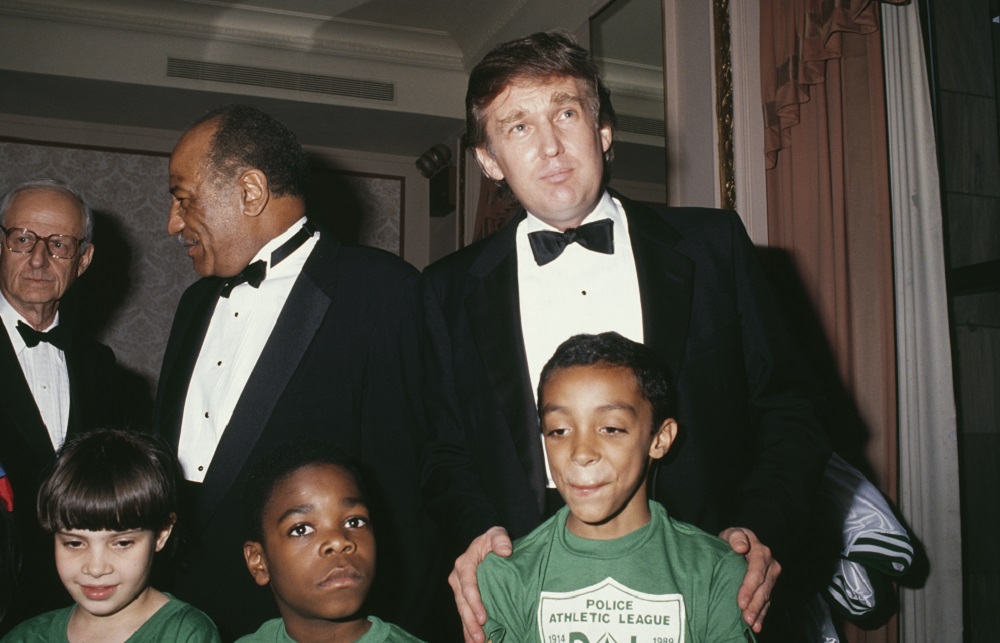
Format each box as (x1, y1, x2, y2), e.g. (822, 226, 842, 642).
(0, 326, 120, 629)
(420, 193, 830, 563)
(154, 231, 440, 640)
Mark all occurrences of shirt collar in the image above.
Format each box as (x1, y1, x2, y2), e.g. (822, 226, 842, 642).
(520, 191, 620, 234)
(0, 294, 60, 353)
(250, 216, 312, 269)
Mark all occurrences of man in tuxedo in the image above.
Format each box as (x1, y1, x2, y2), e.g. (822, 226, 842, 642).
(0, 180, 121, 630)
(155, 104, 439, 640)
(421, 31, 831, 642)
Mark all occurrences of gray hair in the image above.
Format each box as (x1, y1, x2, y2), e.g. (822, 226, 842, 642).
(0, 179, 94, 246)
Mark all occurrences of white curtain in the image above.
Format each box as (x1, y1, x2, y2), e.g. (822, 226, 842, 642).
(881, 4, 963, 642)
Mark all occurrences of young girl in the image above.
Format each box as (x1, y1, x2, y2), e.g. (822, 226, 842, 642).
(1, 429, 220, 642)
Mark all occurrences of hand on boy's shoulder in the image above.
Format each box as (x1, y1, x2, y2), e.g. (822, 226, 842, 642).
(718, 527, 779, 634)
(449, 526, 512, 643)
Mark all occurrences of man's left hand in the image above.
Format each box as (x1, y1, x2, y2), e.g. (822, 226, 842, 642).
(719, 527, 780, 633)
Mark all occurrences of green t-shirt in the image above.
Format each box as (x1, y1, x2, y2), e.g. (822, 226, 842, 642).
(478, 501, 755, 643)
(0, 594, 220, 642)
(235, 615, 425, 643)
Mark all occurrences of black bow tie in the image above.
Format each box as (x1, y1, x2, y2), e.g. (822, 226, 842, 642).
(17, 320, 72, 351)
(527, 218, 615, 266)
(220, 221, 317, 298)
(220, 260, 266, 298)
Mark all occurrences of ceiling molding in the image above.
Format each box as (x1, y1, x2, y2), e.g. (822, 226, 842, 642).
(0, 0, 465, 71)
(457, 0, 533, 65)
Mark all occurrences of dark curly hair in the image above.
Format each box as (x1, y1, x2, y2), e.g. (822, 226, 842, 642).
(538, 332, 676, 431)
(242, 440, 367, 543)
(193, 104, 311, 198)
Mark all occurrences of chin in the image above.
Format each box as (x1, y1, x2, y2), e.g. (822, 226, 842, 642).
(192, 263, 215, 277)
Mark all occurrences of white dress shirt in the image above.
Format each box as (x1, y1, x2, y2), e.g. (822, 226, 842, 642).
(177, 218, 318, 482)
(0, 296, 71, 450)
(516, 192, 644, 485)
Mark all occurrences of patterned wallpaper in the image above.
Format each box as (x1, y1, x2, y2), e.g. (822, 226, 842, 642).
(0, 140, 402, 400)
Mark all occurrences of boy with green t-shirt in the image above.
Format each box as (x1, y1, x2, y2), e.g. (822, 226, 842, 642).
(477, 332, 757, 643)
(238, 441, 425, 643)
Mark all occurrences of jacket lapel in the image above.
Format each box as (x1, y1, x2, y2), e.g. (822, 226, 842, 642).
(64, 334, 86, 438)
(196, 238, 333, 522)
(619, 195, 694, 381)
(0, 333, 53, 460)
(157, 280, 224, 449)
(466, 216, 547, 510)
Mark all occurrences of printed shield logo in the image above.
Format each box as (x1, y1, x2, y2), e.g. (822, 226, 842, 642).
(537, 577, 685, 643)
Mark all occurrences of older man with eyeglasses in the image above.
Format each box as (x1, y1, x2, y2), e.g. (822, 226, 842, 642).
(0, 179, 125, 633)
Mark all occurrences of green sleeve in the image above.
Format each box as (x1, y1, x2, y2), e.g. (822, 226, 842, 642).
(707, 551, 757, 642)
(478, 552, 532, 643)
(154, 603, 223, 642)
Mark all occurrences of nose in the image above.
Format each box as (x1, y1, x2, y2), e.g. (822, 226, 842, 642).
(320, 528, 356, 556)
(28, 238, 50, 268)
(537, 122, 564, 158)
(82, 548, 113, 578)
(569, 432, 599, 467)
(167, 202, 185, 236)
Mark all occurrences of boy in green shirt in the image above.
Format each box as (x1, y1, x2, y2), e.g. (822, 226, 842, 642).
(478, 332, 756, 642)
(238, 441, 424, 643)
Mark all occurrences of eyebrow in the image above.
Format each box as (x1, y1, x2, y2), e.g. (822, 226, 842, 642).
(275, 497, 368, 524)
(540, 402, 638, 416)
(494, 91, 583, 131)
(495, 109, 527, 131)
(551, 91, 582, 106)
(57, 528, 143, 537)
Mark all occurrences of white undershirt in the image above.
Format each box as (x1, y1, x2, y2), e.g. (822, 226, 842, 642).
(0, 295, 71, 450)
(177, 218, 318, 482)
(516, 192, 644, 485)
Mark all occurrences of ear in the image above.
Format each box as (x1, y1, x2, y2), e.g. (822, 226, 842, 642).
(599, 123, 613, 155)
(648, 418, 678, 461)
(474, 146, 505, 182)
(243, 541, 271, 587)
(240, 169, 269, 218)
(154, 515, 175, 553)
(75, 243, 94, 277)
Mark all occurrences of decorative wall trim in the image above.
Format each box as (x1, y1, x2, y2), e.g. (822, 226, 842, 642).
(713, 0, 736, 211)
(0, 113, 179, 154)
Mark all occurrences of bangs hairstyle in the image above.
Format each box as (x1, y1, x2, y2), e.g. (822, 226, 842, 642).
(242, 439, 368, 543)
(37, 429, 178, 534)
(538, 332, 677, 429)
